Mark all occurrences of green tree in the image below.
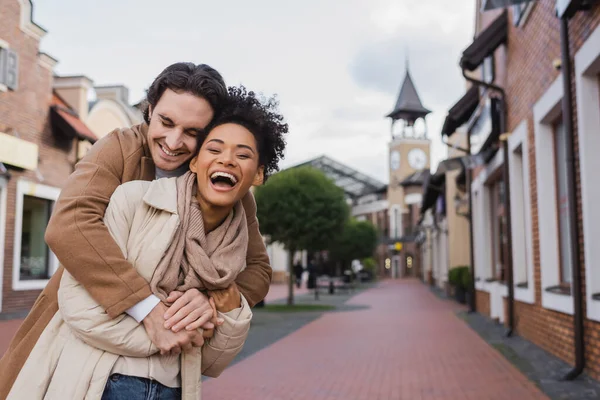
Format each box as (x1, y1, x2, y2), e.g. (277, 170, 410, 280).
(329, 219, 378, 273)
(254, 167, 348, 305)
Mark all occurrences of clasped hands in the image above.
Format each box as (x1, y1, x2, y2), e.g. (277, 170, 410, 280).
(142, 283, 241, 355)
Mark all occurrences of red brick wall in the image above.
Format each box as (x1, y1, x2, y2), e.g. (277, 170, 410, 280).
(0, 0, 75, 314)
(471, 0, 600, 380)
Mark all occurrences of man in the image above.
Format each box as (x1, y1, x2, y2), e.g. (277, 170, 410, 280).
(0, 63, 272, 399)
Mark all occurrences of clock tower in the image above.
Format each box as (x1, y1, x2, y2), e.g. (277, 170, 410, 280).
(385, 60, 431, 278)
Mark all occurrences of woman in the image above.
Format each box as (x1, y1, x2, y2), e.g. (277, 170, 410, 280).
(7, 86, 287, 400)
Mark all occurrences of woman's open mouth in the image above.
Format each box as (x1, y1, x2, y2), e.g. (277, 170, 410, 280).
(209, 171, 239, 192)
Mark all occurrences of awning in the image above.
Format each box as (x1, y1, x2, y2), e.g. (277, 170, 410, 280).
(441, 86, 480, 137)
(50, 92, 97, 144)
(482, 0, 532, 10)
(460, 10, 508, 71)
(50, 105, 97, 143)
(288, 155, 387, 199)
(435, 156, 468, 174)
(400, 170, 430, 187)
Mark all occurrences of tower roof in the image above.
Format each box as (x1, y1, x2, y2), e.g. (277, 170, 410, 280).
(386, 69, 431, 122)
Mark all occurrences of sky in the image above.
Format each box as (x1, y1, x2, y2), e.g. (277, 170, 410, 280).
(34, 0, 475, 183)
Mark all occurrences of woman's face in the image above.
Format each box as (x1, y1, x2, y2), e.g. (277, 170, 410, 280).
(190, 123, 264, 209)
(147, 89, 214, 171)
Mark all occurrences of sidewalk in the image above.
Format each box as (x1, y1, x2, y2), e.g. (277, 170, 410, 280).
(203, 279, 547, 400)
(264, 283, 310, 303)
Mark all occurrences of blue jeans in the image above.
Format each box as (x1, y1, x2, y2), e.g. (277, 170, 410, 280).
(101, 374, 181, 400)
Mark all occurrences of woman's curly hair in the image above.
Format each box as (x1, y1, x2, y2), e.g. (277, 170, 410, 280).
(200, 85, 287, 181)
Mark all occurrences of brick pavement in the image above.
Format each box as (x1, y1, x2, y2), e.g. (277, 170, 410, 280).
(203, 280, 548, 400)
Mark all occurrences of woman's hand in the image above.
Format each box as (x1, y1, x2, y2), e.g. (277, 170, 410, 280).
(208, 283, 242, 313)
(164, 288, 224, 333)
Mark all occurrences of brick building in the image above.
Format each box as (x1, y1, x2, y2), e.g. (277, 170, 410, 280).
(0, 0, 96, 317)
(437, 0, 600, 381)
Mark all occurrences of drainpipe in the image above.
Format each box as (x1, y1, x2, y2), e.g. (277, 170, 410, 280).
(500, 132, 515, 337)
(559, 15, 585, 381)
(466, 131, 477, 313)
(461, 69, 514, 335)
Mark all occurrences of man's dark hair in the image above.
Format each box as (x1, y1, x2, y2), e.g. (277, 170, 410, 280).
(142, 62, 227, 124)
(199, 85, 287, 181)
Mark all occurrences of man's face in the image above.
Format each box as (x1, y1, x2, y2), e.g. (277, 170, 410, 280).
(147, 88, 214, 171)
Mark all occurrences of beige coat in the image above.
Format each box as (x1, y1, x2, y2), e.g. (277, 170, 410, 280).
(7, 178, 252, 400)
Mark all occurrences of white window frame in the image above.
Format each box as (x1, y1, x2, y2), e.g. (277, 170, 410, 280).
(533, 75, 573, 315)
(471, 148, 504, 293)
(575, 23, 600, 322)
(389, 204, 402, 239)
(508, 120, 535, 304)
(12, 180, 60, 291)
(0, 176, 7, 311)
(512, 1, 535, 27)
(0, 38, 9, 93)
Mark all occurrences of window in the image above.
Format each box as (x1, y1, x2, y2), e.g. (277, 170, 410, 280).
(534, 74, 573, 315)
(13, 180, 60, 290)
(553, 118, 572, 286)
(512, 1, 534, 27)
(489, 176, 507, 282)
(0, 177, 7, 312)
(0, 44, 18, 91)
(508, 121, 535, 304)
(20, 196, 53, 280)
(575, 23, 600, 321)
(390, 205, 402, 239)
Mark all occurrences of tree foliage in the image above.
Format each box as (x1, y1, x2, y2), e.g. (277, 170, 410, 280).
(254, 166, 349, 253)
(329, 219, 378, 267)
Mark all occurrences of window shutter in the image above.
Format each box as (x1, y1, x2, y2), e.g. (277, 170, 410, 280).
(5, 49, 18, 91)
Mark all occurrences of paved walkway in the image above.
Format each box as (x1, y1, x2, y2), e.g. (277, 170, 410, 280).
(264, 283, 310, 303)
(203, 280, 548, 400)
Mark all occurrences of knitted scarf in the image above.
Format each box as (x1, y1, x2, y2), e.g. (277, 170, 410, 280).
(150, 171, 248, 299)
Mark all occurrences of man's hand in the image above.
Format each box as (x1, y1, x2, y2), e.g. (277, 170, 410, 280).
(208, 283, 242, 313)
(165, 288, 223, 333)
(142, 302, 205, 355)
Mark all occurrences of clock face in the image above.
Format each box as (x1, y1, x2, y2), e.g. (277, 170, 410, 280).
(390, 151, 400, 171)
(408, 148, 427, 170)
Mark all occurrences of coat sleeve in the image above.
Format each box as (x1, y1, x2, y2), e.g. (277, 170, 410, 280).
(235, 192, 272, 307)
(45, 130, 153, 318)
(56, 183, 158, 357)
(201, 294, 253, 377)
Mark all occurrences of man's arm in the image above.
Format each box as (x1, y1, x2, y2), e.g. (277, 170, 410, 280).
(202, 285, 252, 377)
(45, 130, 152, 318)
(236, 192, 272, 307)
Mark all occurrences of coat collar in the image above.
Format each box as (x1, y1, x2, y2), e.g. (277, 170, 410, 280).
(134, 122, 156, 182)
(142, 177, 179, 215)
